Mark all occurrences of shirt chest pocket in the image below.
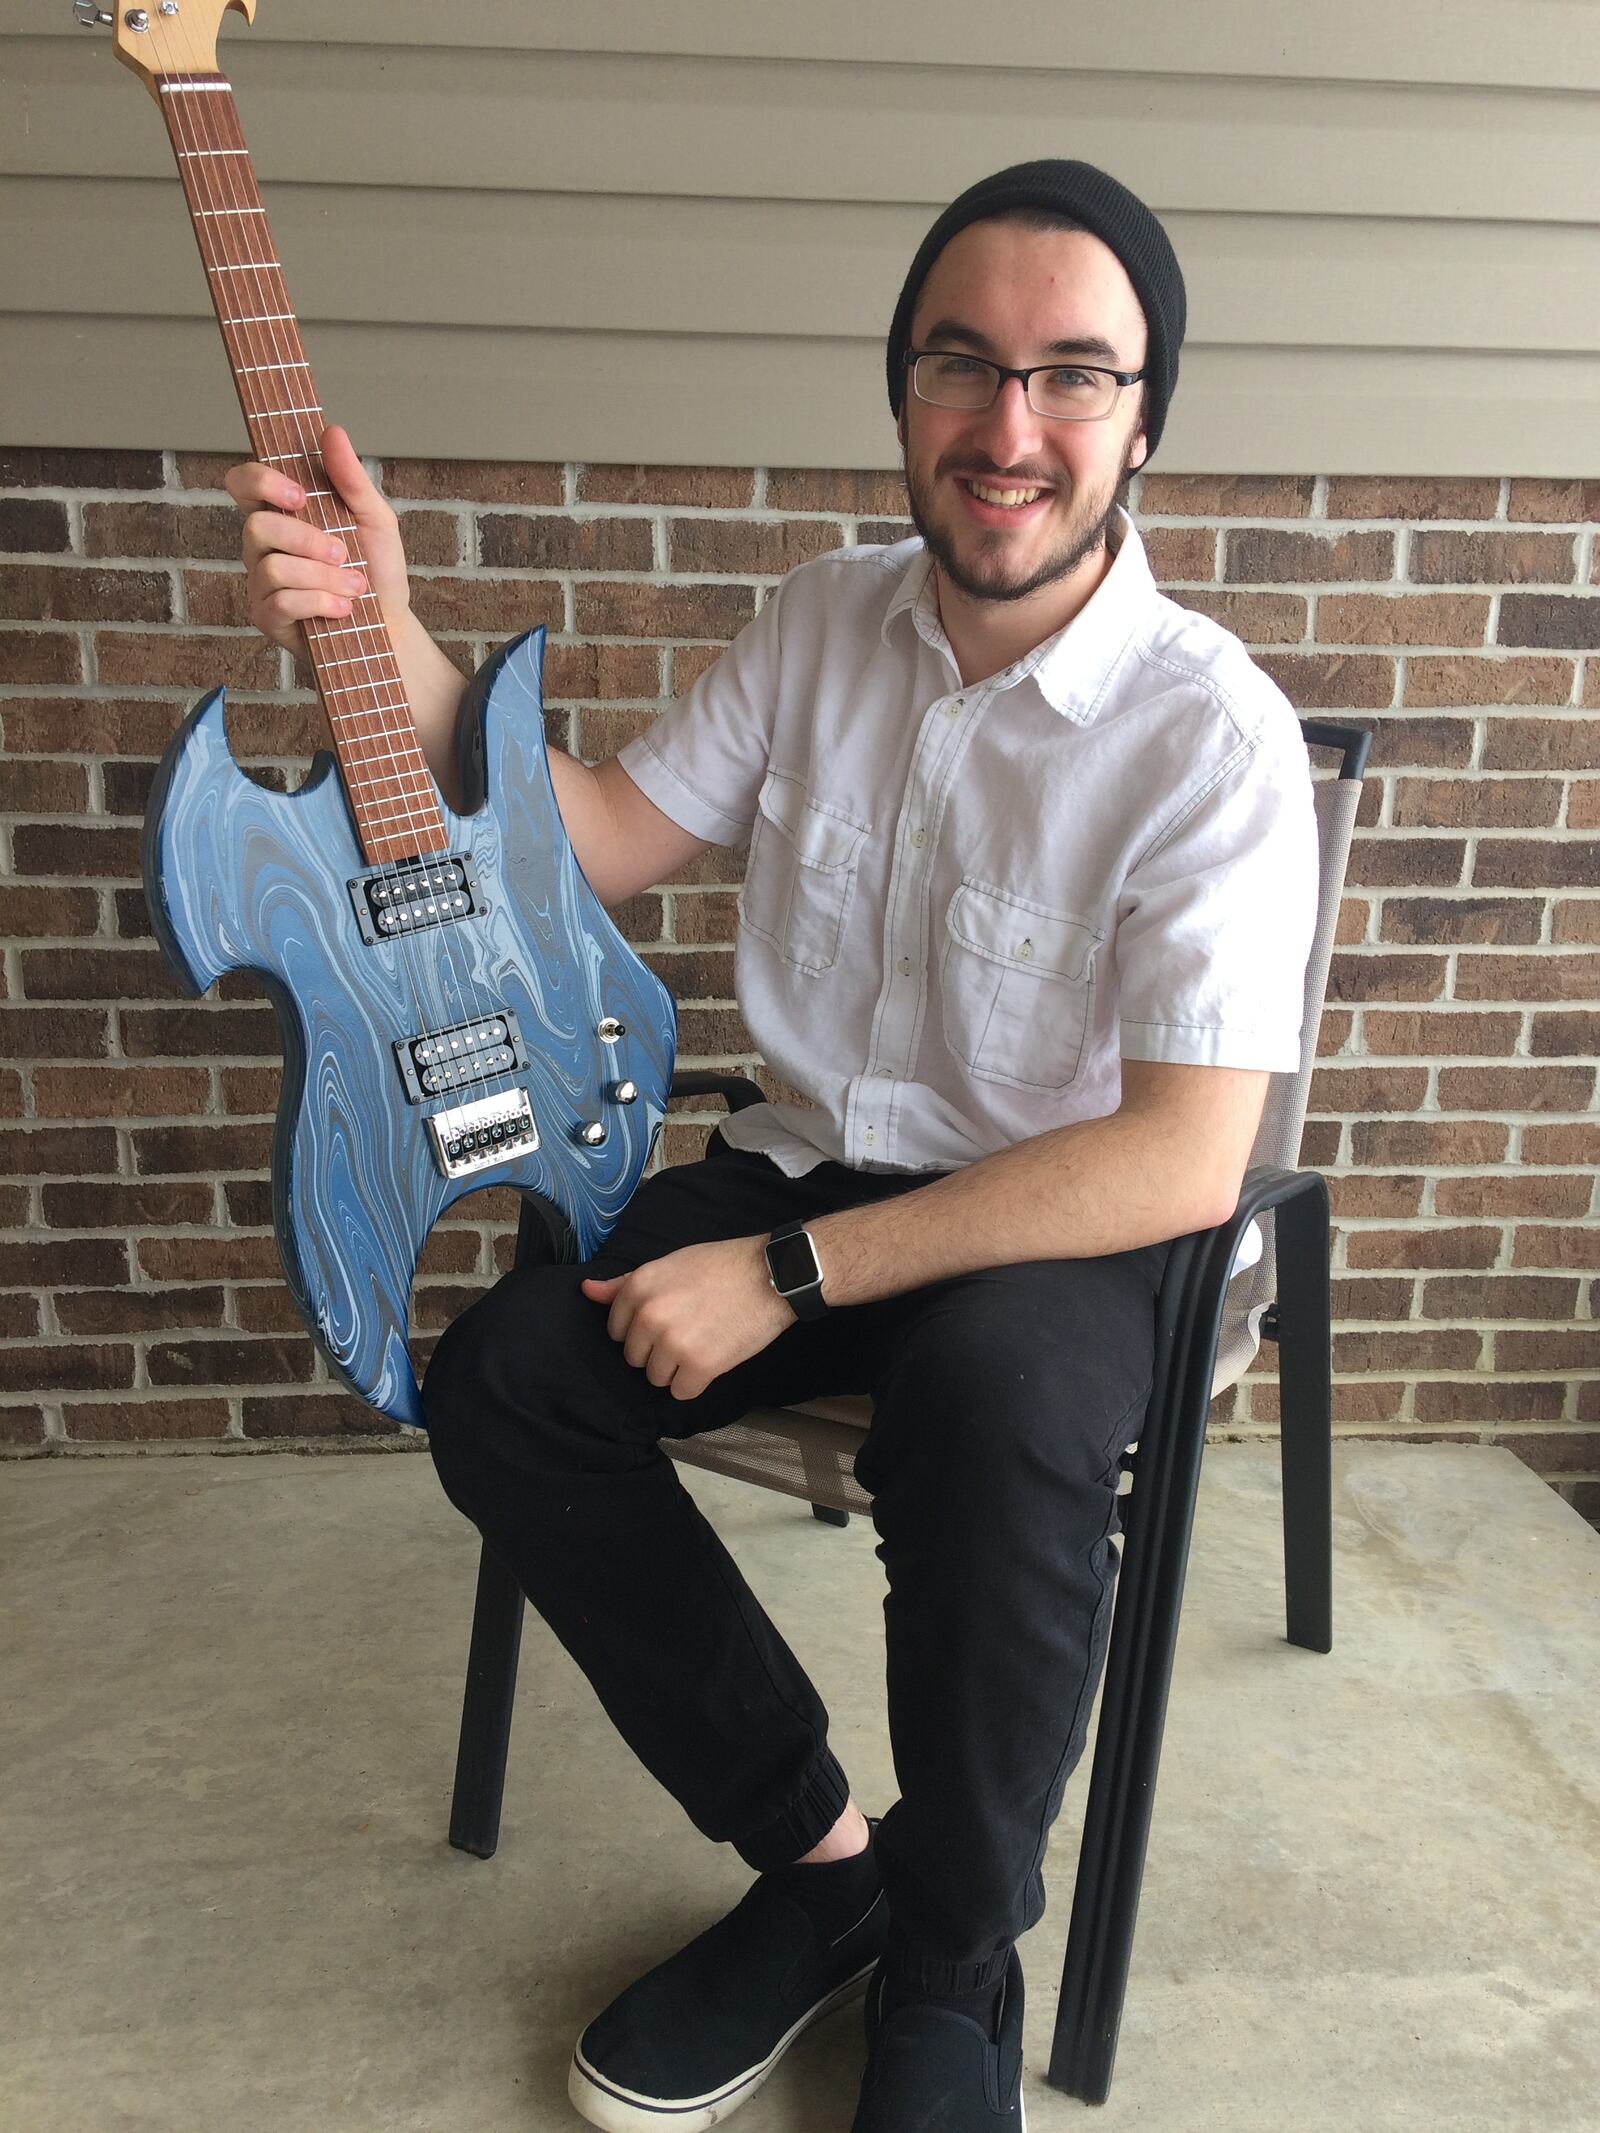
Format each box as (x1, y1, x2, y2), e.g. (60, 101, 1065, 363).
(941, 878, 1103, 1091)
(738, 769, 871, 975)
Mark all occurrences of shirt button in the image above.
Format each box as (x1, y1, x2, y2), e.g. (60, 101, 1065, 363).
(864, 1128, 876, 1144)
(1018, 939, 1035, 961)
(896, 956, 913, 975)
(910, 828, 927, 848)
(875, 1067, 893, 1078)
(944, 699, 962, 716)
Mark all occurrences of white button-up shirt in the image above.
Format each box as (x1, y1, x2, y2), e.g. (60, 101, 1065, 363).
(617, 507, 1318, 1263)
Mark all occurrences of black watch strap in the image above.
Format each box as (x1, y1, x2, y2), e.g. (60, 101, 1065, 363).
(764, 1218, 828, 1320)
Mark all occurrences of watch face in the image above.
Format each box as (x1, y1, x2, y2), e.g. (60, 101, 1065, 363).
(768, 1230, 820, 1292)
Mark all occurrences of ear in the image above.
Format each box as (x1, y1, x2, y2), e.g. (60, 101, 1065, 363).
(1128, 432, 1148, 472)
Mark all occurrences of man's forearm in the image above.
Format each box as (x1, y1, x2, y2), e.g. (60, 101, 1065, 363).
(803, 1110, 1230, 1310)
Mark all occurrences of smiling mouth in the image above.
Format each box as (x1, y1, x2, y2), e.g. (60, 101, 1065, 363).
(959, 477, 1051, 509)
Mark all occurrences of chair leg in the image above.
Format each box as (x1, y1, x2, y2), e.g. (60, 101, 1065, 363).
(1275, 1181, 1333, 1654)
(1048, 1260, 1214, 2104)
(811, 1503, 850, 1527)
(448, 1540, 526, 1859)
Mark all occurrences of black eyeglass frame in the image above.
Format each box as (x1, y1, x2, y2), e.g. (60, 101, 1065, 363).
(903, 348, 1146, 420)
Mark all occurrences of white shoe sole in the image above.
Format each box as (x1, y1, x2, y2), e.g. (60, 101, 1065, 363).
(567, 1958, 878, 2132)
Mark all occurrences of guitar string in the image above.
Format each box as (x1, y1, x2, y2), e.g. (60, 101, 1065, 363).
(182, 55, 544, 1170)
(168, 47, 560, 1183)
(177, 61, 482, 1086)
(172, 44, 464, 1074)
(163, 64, 456, 1126)
(189, 61, 462, 1058)
(182, 55, 539, 1134)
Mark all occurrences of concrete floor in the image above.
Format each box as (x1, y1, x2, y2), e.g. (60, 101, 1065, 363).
(3, 1439, 1597, 2133)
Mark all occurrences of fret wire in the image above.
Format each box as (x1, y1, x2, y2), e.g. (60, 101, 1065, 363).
(195, 207, 267, 218)
(320, 681, 409, 702)
(238, 360, 312, 375)
(338, 757, 436, 785)
(328, 748, 434, 777)
(317, 653, 403, 678)
(364, 806, 449, 827)
(342, 772, 439, 797)
(349, 788, 439, 819)
(330, 740, 436, 776)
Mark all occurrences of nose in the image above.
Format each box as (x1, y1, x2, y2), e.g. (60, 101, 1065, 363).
(967, 373, 1049, 468)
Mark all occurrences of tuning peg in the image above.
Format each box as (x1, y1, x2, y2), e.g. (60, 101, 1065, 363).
(73, 2, 114, 23)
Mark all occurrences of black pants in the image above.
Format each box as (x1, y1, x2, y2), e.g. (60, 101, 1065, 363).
(422, 1133, 1172, 1997)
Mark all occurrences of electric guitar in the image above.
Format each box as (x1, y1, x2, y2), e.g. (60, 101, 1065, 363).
(82, 0, 677, 1425)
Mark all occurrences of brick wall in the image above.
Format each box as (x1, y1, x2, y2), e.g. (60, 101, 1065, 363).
(1, 448, 1596, 1528)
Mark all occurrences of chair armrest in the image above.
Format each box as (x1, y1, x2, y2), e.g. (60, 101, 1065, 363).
(1150, 1164, 1332, 1410)
(668, 1071, 766, 1112)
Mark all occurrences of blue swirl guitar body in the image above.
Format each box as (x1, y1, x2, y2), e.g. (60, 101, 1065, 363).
(141, 627, 676, 1427)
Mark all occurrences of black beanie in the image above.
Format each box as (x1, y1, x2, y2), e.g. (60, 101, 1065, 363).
(886, 158, 1187, 464)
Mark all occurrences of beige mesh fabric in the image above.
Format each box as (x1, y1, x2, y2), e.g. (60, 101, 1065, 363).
(665, 761, 1364, 1521)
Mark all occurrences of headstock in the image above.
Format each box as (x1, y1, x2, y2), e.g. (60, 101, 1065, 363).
(74, 0, 256, 98)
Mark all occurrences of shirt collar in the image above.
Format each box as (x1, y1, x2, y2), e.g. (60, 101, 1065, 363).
(880, 504, 1155, 726)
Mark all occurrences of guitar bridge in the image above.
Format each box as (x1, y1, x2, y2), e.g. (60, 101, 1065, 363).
(426, 1088, 538, 1180)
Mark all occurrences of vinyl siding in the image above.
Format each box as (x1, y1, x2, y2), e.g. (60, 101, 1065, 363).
(2, 2, 1597, 469)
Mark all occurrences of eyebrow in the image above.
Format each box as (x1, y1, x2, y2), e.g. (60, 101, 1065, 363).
(918, 318, 1126, 367)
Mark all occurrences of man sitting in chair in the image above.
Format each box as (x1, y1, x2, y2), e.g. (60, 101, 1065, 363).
(227, 159, 1318, 2133)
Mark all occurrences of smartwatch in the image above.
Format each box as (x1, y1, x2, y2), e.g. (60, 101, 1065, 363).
(764, 1219, 828, 1321)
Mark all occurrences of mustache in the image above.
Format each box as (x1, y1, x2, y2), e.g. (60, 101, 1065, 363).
(941, 459, 1059, 488)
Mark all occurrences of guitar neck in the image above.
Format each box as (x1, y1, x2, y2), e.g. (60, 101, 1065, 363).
(156, 72, 447, 868)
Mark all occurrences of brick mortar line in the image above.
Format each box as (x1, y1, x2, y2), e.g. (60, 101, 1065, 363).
(9, 556, 1597, 587)
(12, 498, 1591, 537)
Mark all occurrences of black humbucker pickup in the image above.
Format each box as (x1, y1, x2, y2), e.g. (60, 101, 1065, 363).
(349, 853, 483, 945)
(392, 1010, 529, 1105)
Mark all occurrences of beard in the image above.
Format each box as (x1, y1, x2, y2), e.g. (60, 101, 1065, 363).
(902, 436, 1140, 606)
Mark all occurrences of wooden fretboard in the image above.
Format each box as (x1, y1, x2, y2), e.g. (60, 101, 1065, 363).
(157, 71, 447, 868)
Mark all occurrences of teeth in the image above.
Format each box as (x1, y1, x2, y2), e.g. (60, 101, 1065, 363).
(967, 481, 1044, 506)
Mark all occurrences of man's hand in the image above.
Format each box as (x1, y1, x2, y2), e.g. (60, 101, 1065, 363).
(581, 1236, 797, 1401)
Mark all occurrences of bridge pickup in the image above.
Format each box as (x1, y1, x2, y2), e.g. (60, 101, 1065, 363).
(349, 853, 483, 945)
(426, 1088, 538, 1181)
(393, 1011, 529, 1104)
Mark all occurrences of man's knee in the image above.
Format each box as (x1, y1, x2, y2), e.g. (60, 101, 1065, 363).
(420, 1261, 584, 1443)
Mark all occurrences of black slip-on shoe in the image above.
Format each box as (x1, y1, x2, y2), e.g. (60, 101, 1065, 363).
(568, 1835, 890, 2133)
(849, 1942, 1026, 2132)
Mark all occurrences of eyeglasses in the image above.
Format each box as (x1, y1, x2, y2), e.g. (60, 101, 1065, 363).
(905, 349, 1145, 422)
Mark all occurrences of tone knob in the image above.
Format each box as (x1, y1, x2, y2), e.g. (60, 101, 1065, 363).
(577, 1120, 607, 1147)
(610, 1080, 639, 1105)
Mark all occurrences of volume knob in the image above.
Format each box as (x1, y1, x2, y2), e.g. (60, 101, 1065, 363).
(610, 1080, 639, 1105)
(577, 1120, 607, 1147)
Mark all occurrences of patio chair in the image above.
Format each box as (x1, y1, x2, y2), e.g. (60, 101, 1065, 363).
(444, 716, 1370, 2104)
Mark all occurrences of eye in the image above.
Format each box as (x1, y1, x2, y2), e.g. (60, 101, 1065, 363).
(928, 354, 987, 380)
(1045, 367, 1097, 390)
